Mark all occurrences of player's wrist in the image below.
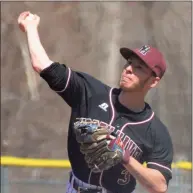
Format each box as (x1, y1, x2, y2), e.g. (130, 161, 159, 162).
(121, 149, 130, 165)
(26, 25, 38, 33)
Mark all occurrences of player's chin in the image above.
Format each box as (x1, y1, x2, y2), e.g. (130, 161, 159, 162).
(119, 81, 134, 91)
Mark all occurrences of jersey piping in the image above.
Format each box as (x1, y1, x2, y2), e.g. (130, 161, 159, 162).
(147, 162, 172, 174)
(109, 88, 115, 126)
(56, 67, 71, 93)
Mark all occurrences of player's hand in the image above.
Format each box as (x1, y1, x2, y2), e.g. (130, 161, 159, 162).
(18, 11, 40, 32)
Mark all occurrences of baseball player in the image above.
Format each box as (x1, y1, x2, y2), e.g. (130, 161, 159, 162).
(18, 11, 173, 193)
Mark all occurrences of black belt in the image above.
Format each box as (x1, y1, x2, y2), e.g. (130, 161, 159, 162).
(69, 172, 103, 193)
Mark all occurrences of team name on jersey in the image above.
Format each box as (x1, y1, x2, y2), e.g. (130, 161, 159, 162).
(74, 118, 143, 160)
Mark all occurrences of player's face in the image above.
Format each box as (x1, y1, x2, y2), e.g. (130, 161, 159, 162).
(119, 55, 158, 92)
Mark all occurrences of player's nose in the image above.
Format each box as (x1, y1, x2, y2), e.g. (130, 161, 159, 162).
(125, 64, 133, 74)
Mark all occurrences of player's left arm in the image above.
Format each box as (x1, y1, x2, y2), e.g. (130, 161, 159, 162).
(123, 122, 173, 193)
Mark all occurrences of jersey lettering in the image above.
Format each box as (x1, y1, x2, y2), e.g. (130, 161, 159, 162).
(116, 130, 125, 140)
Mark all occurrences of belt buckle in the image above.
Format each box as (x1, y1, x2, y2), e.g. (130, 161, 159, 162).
(77, 187, 88, 193)
(78, 187, 101, 193)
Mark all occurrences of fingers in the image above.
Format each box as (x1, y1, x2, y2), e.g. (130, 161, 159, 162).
(18, 11, 38, 24)
(18, 11, 30, 24)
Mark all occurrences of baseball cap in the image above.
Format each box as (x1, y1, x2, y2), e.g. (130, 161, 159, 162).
(120, 45, 166, 78)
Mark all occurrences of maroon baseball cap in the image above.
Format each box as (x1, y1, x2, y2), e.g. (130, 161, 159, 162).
(120, 45, 167, 78)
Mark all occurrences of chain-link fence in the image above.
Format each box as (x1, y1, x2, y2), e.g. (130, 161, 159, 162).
(1, 166, 191, 193)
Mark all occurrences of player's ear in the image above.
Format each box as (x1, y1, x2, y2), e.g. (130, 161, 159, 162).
(149, 77, 160, 88)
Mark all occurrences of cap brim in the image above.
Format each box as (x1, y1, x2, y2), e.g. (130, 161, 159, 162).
(120, 47, 149, 68)
(120, 47, 137, 60)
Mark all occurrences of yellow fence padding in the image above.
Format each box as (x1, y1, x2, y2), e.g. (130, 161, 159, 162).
(0, 156, 192, 170)
(1, 156, 71, 168)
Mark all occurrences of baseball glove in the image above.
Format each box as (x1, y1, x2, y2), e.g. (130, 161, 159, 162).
(73, 122, 130, 173)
